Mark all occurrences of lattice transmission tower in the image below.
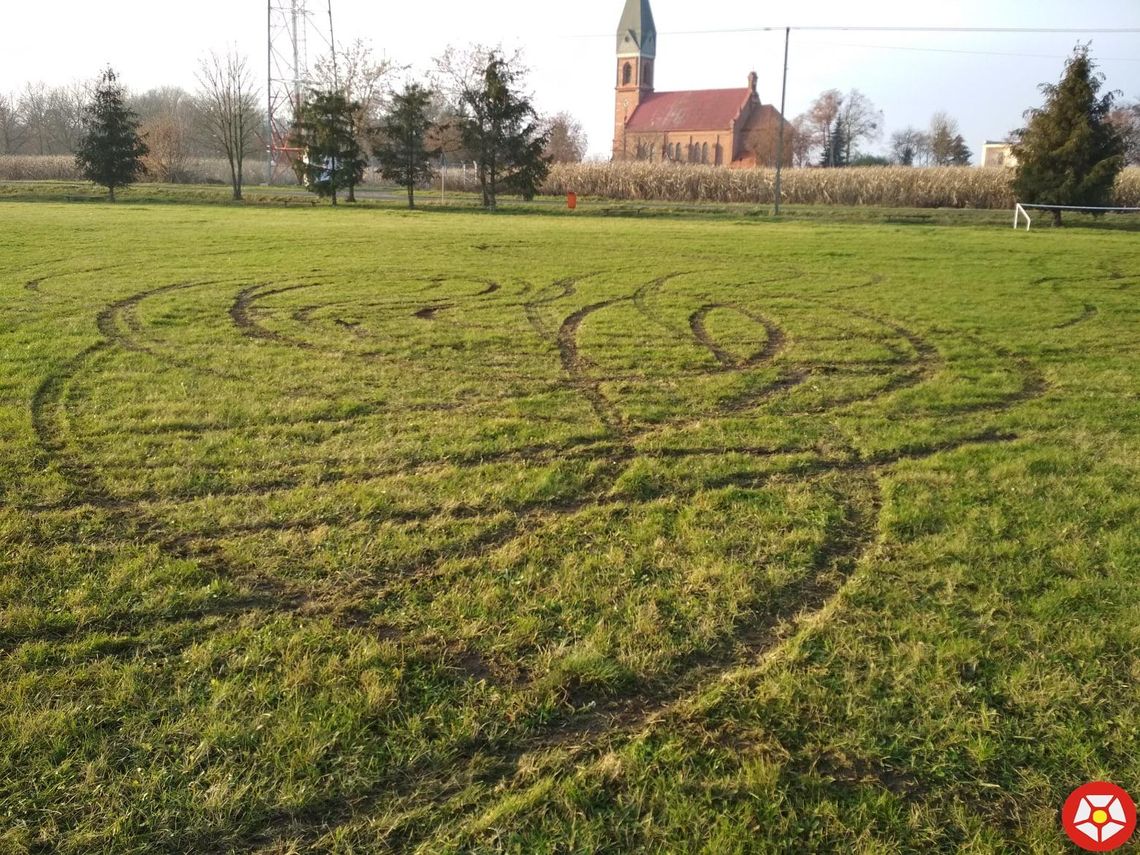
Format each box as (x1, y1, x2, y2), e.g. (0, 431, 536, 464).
(266, 0, 337, 184)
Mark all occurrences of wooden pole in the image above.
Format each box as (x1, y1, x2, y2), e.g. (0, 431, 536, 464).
(774, 27, 790, 216)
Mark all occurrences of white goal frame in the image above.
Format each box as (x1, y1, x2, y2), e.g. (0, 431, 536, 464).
(1014, 202, 1140, 231)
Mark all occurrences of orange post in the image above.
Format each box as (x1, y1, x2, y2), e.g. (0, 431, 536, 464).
(567, 192, 577, 210)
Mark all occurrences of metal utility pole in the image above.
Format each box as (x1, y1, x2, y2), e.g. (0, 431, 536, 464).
(774, 27, 790, 216)
(266, 0, 337, 185)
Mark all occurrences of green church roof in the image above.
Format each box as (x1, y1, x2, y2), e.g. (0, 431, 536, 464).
(617, 0, 656, 58)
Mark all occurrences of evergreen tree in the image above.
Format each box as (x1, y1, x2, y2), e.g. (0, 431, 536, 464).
(289, 90, 368, 205)
(374, 82, 436, 209)
(74, 68, 148, 201)
(458, 53, 550, 209)
(1013, 46, 1125, 226)
(948, 134, 973, 166)
(818, 118, 847, 168)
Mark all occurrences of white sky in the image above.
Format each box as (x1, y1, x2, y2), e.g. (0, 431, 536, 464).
(3, 0, 1138, 161)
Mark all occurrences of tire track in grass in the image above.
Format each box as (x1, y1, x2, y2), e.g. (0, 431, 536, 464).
(96, 280, 242, 379)
(24, 291, 312, 642)
(230, 283, 322, 349)
(26, 270, 1054, 849)
(178, 273, 1052, 850)
(1053, 302, 1098, 329)
(390, 430, 1029, 852)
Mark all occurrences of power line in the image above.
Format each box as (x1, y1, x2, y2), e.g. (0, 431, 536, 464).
(814, 41, 1140, 63)
(569, 25, 1140, 38)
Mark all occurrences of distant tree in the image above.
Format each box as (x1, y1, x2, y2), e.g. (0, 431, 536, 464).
(1013, 46, 1125, 226)
(789, 114, 813, 167)
(928, 112, 972, 165)
(0, 93, 22, 154)
(836, 89, 882, 163)
(289, 90, 367, 205)
(805, 89, 843, 165)
(849, 154, 890, 167)
(949, 134, 973, 165)
(196, 50, 261, 200)
(1107, 101, 1140, 165)
(130, 87, 194, 182)
(434, 46, 550, 208)
(374, 82, 437, 208)
(45, 83, 89, 153)
(541, 112, 588, 163)
(19, 83, 51, 154)
(74, 68, 148, 201)
(890, 127, 924, 165)
(312, 38, 395, 131)
(131, 87, 193, 124)
(140, 113, 190, 182)
(818, 117, 848, 168)
(312, 39, 397, 200)
(745, 116, 794, 167)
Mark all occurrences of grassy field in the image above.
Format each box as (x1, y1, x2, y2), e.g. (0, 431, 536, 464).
(1, 200, 1138, 853)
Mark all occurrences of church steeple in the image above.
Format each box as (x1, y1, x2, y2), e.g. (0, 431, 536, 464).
(617, 0, 656, 59)
(614, 0, 657, 159)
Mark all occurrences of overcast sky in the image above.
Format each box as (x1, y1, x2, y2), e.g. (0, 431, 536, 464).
(3, 0, 1138, 161)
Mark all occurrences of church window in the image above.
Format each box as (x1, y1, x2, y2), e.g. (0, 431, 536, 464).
(622, 62, 632, 86)
(701, 143, 709, 163)
(643, 62, 653, 87)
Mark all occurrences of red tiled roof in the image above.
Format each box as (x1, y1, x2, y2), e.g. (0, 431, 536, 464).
(625, 88, 753, 133)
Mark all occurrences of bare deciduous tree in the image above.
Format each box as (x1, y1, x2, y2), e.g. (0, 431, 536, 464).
(133, 88, 193, 182)
(19, 83, 51, 154)
(789, 114, 813, 167)
(837, 89, 882, 163)
(45, 82, 89, 153)
(890, 127, 927, 166)
(312, 39, 397, 199)
(196, 50, 260, 201)
(141, 114, 190, 182)
(0, 93, 23, 154)
(541, 112, 587, 163)
(1107, 101, 1140, 165)
(804, 89, 843, 166)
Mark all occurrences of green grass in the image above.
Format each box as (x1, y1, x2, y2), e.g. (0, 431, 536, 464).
(1, 200, 1138, 853)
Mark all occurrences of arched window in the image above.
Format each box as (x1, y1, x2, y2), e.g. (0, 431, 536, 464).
(643, 62, 653, 87)
(702, 143, 709, 164)
(622, 63, 632, 86)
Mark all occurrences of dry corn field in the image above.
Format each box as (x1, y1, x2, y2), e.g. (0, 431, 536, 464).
(544, 163, 1140, 208)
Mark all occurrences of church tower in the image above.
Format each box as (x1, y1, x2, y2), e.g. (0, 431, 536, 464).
(613, 0, 656, 160)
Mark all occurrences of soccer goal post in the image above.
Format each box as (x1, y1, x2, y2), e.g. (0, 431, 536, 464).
(1014, 202, 1140, 231)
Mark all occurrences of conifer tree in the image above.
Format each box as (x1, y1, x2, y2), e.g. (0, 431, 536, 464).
(441, 50, 550, 209)
(74, 68, 148, 201)
(819, 118, 847, 168)
(289, 90, 367, 205)
(374, 82, 436, 209)
(1014, 46, 1125, 226)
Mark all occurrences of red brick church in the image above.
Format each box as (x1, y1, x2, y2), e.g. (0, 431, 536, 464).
(612, 0, 789, 167)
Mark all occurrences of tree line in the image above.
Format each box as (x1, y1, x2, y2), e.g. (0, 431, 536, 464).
(754, 86, 1138, 170)
(30, 41, 1140, 220)
(5, 39, 588, 208)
